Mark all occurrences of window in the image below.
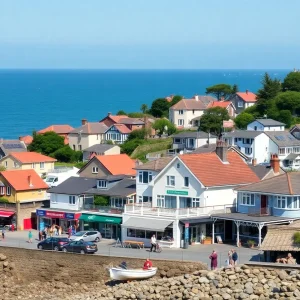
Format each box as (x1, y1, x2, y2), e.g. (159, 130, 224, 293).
(234, 138, 238, 143)
(254, 126, 257, 131)
(14, 161, 18, 168)
(73, 145, 76, 150)
(174, 138, 181, 144)
(287, 148, 293, 154)
(92, 167, 99, 174)
(184, 177, 189, 187)
(40, 162, 45, 169)
(69, 196, 76, 205)
(276, 196, 287, 209)
(51, 195, 57, 203)
(138, 171, 152, 184)
(279, 148, 285, 155)
(293, 197, 300, 209)
(158, 195, 176, 208)
(177, 163, 180, 169)
(244, 138, 251, 144)
(167, 175, 175, 186)
(179, 110, 183, 115)
(245, 147, 252, 155)
(79, 145, 82, 151)
(178, 119, 184, 126)
(4, 161, 7, 168)
(6, 186, 11, 196)
(238, 138, 242, 141)
(97, 180, 107, 189)
(111, 197, 127, 207)
(31, 163, 35, 168)
(138, 196, 152, 203)
(294, 147, 300, 154)
(0, 187, 5, 195)
(157, 195, 165, 207)
(240, 193, 254, 206)
(238, 101, 243, 108)
(192, 110, 195, 115)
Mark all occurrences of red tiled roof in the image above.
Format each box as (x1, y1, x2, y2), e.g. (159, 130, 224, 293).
(0, 169, 49, 191)
(108, 115, 129, 123)
(180, 152, 260, 187)
(9, 152, 57, 163)
(19, 135, 33, 145)
(236, 92, 257, 102)
(96, 154, 136, 176)
(113, 124, 132, 134)
(208, 101, 231, 108)
(37, 125, 74, 134)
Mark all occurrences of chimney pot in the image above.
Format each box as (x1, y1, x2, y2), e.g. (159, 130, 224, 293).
(252, 158, 257, 166)
(246, 90, 249, 94)
(108, 112, 112, 116)
(270, 153, 280, 174)
(81, 119, 87, 126)
(216, 139, 228, 162)
(194, 95, 199, 101)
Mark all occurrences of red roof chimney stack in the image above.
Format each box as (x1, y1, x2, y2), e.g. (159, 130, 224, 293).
(28, 175, 33, 187)
(246, 90, 249, 94)
(81, 119, 87, 126)
(270, 154, 280, 174)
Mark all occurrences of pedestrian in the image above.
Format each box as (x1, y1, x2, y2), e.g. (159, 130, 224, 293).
(11, 224, 15, 232)
(58, 226, 62, 236)
(150, 234, 157, 252)
(228, 250, 233, 266)
(2, 227, 5, 240)
(54, 226, 58, 236)
(28, 230, 33, 243)
(232, 249, 238, 265)
(209, 250, 218, 270)
(68, 226, 72, 239)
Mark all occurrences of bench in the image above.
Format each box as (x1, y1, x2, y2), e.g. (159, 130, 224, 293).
(123, 240, 144, 249)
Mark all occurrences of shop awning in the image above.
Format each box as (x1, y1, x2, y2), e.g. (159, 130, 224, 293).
(0, 210, 15, 218)
(122, 217, 173, 232)
(180, 217, 212, 225)
(79, 214, 122, 224)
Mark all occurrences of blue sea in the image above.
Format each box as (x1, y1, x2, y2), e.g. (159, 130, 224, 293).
(0, 69, 290, 139)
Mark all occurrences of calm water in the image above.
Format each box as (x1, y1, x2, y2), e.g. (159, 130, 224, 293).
(0, 69, 289, 139)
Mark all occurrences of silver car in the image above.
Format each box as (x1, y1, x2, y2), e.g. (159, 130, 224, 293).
(69, 231, 102, 242)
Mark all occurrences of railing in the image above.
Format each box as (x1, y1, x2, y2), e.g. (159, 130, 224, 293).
(0, 202, 16, 209)
(124, 204, 234, 218)
(82, 205, 124, 215)
(248, 207, 270, 216)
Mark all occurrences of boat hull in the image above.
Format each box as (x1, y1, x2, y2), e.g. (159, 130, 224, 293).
(109, 267, 158, 280)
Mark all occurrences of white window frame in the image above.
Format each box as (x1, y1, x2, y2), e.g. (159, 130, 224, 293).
(92, 167, 99, 174)
(178, 119, 184, 126)
(0, 186, 5, 195)
(69, 195, 76, 205)
(40, 162, 45, 169)
(238, 101, 243, 108)
(174, 138, 181, 144)
(14, 161, 18, 168)
(51, 194, 58, 203)
(178, 110, 184, 115)
(287, 147, 293, 154)
(166, 175, 175, 186)
(184, 177, 189, 187)
(97, 180, 107, 189)
(294, 147, 300, 154)
(138, 171, 152, 184)
(4, 161, 7, 168)
(157, 195, 165, 207)
(6, 186, 11, 196)
(279, 148, 285, 155)
(31, 163, 35, 168)
(240, 193, 255, 206)
(245, 147, 252, 155)
(192, 197, 200, 207)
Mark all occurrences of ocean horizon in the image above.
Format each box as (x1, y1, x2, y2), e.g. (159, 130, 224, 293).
(0, 69, 290, 139)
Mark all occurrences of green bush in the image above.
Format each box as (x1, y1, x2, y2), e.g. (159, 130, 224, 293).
(94, 195, 109, 206)
(0, 198, 9, 203)
(294, 232, 300, 244)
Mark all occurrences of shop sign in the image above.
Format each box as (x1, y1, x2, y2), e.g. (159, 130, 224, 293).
(87, 215, 97, 221)
(36, 210, 46, 216)
(167, 190, 188, 196)
(65, 213, 75, 219)
(45, 211, 65, 218)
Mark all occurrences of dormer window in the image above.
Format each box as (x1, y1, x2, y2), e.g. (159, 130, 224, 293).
(92, 167, 99, 174)
(98, 180, 107, 189)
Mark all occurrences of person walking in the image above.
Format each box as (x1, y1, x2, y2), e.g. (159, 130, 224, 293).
(228, 250, 233, 266)
(209, 250, 218, 270)
(68, 226, 72, 239)
(1, 227, 5, 240)
(232, 249, 238, 266)
(58, 226, 62, 236)
(150, 234, 157, 252)
(28, 231, 33, 243)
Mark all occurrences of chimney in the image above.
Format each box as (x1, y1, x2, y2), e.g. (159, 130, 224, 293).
(246, 90, 249, 94)
(81, 119, 87, 126)
(270, 154, 280, 174)
(216, 140, 228, 163)
(194, 95, 199, 101)
(28, 175, 33, 187)
(108, 112, 112, 117)
(252, 158, 257, 166)
(19, 136, 22, 141)
(220, 97, 225, 102)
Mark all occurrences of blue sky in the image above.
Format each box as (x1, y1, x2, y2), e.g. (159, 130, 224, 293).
(0, 0, 299, 69)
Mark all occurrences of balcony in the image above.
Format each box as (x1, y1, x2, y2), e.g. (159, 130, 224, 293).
(248, 207, 271, 216)
(82, 204, 124, 215)
(124, 204, 234, 218)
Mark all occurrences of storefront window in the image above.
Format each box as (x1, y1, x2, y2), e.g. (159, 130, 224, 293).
(126, 227, 173, 240)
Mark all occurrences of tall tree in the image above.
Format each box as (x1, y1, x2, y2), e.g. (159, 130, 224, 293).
(140, 104, 148, 114)
(282, 72, 300, 92)
(199, 107, 230, 134)
(169, 95, 183, 106)
(152, 119, 176, 137)
(205, 84, 236, 100)
(275, 91, 300, 115)
(234, 113, 255, 129)
(149, 98, 170, 118)
(256, 73, 281, 100)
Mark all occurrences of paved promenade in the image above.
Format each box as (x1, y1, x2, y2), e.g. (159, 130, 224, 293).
(0, 230, 263, 268)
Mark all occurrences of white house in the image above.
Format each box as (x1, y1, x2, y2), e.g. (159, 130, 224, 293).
(122, 141, 260, 248)
(169, 95, 215, 128)
(247, 119, 285, 132)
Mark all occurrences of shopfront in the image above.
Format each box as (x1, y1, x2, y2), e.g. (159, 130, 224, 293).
(36, 209, 81, 232)
(79, 213, 122, 239)
(0, 210, 16, 227)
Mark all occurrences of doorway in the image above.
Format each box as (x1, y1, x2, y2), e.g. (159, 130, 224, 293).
(261, 195, 267, 215)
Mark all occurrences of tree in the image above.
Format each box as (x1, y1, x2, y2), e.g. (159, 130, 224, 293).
(121, 139, 142, 155)
(116, 110, 127, 115)
(149, 98, 170, 118)
(169, 95, 183, 107)
(152, 119, 176, 137)
(199, 107, 230, 134)
(52, 146, 82, 163)
(256, 73, 281, 100)
(234, 113, 255, 129)
(278, 110, 293, 128)
(282, 72, 300, 92)
(0, 165, 6, 171)
(28, 131, 65, 155)
(127, 128, 150, 141)
(275, 91, 300, 115)
(94, 195, 109, 206)
(205, 84, 235, 100)
(232, 84, 239, 94)
(140, 104, 148, 114)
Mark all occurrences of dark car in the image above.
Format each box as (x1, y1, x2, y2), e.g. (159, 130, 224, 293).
(37, 237, 70, 251)
(62, 240, 98, 254)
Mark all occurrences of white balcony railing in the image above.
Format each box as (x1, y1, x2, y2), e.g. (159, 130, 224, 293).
(124, 204, 234, 218)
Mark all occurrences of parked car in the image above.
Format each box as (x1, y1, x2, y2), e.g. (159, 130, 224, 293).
(62, 240, 98, 254)
(69, 231, 102, 242)
(37, 237, 70, 251)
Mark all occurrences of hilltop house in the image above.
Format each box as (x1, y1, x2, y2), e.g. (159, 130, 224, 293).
(230, 90, 257, 114)
(0, 169, 49, 230)
(19, 135, 33, 146)
(0, 152, 56, 176)
(37, 124, 74, 145)
(78, 154, 137, 178)
(247, 119, 285, 132)
(121, 141, 260, 248)
(82, 144, 121, 162)
(0, 139, 27, 160)
(207, 101, 236, 118)
(169, 95, 215, 128)
(68, 120, 108, 151)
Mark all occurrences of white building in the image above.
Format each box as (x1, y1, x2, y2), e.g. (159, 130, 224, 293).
(247, 119, 285, 132)
(169, 95, 215, 128)
(121, 141, 260, 248)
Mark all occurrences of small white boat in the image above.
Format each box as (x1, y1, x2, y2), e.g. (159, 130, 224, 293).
(109, 267, 158, 280)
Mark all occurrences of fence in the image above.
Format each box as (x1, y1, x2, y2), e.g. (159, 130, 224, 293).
(82, 205, 124, 214)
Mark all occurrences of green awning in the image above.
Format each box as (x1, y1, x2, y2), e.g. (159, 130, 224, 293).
(79, 214, 122, 224)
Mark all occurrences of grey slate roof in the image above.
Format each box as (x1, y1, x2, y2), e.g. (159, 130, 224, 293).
(235, 172, 300, 195)
(135, 157, 173, 171)
(69, 123, 108, 134)
(0, 139, 27, 155)
(255, 119, 285, 126)
(86, 178, 136, 197)
(248, 165, 285, 180)
(265, 131, 300, 147)
(172, 131, 217, 139)
(224, 130, 263, 138)
(83, 144, 117, 153)
(48, 177, 97, 195)
(118, 118, 144, 125)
